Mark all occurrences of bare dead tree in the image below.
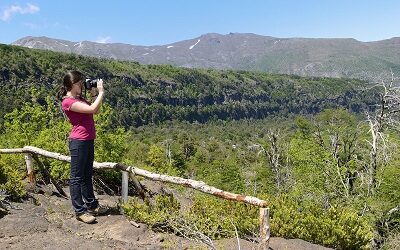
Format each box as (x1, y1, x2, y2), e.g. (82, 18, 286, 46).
(162, 139, 173, 166)
(365, 71, 400, 196)
(257, 129, 291, 194)
(265, 130, 283, 192)
(329, 125, 358, 198)
(309, 110, 360, 200)
(329, 132, 350, 198)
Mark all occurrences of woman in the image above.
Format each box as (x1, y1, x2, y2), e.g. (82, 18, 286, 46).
(58, 70, 108, 223)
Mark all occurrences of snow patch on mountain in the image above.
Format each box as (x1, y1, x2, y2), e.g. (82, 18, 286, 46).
(55, 41, 68, 47)
(189, 39, 200, 50)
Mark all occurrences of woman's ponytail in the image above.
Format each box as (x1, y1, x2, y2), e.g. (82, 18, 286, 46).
(57, 85, 67, 101)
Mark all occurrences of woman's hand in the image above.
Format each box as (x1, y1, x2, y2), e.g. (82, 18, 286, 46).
(70, 79, 105, 114)
(97, 79, 104, 93)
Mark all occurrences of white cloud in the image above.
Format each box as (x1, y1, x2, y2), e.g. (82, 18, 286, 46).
(1, 3, 40, 21)
(95, 36, 112, 43)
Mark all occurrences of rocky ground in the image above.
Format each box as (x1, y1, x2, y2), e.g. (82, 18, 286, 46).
(0, 184, 332, 250)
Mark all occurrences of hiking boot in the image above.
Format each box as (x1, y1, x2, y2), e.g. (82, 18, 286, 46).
(76, 212, 96, 224)
(88, 205, 109, 216)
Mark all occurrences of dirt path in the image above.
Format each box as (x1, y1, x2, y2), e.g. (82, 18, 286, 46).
(0, 187, 332, 250)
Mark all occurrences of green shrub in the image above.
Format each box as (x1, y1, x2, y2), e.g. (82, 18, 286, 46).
(123, 193, 258, 239)
(269, 194, 373, 249)
(123, 194, 180, 227)
(186, 195, 258, 239)
(123, 192, 373, 248)
(0, 154, 26, 200)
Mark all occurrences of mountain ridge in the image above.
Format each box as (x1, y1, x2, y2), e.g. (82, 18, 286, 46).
(11, 33, 400, 81)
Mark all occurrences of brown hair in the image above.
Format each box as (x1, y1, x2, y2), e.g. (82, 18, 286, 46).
(57, 70, 85, 100)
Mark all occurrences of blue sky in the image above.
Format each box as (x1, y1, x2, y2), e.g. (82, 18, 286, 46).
(1, 0, 399, 45)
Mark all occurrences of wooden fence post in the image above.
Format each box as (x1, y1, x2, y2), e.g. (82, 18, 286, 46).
(24, 153, 35, 184)
(31, 153, 67, 197)
(259, 207, 270, 250)
(120, 171, 129, 213)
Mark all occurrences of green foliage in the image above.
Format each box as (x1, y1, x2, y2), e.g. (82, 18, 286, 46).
(1, 99, 71, 182)
(4, 101, 50, 147)
(94, 104, 130, 163)
(269, 194, 373, 249)
(373, 158, 400, 239)
(123, 194, 258, 240)
(147, 145, 168, 172)
(33, 121, 71, 180)
(123, 194, 180, 227)
(0, 154, 26, 199)
(253, 162, 276, 194)
(196, 157, 245, 194)
(186, 195, 258, 239)
(377, 160, 400, 208)
(288, 135, 333, 201)
(124, 191, 372, 248)
(145, 141, 187, 176)
(290, 109, 364, 202)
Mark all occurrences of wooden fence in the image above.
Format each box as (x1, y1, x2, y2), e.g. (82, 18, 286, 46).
(0, 146, 270, 249)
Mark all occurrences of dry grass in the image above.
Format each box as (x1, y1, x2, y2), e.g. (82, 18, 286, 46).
(383, 231, 400, 250)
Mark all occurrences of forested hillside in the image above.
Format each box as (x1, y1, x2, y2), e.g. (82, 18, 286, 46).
(1, 44, 399, 249)
(0, 44, 378, 129)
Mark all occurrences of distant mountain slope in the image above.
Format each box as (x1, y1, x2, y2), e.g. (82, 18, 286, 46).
(11, 33, 400, 81)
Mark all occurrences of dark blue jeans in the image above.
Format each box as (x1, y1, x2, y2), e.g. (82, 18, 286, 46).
(68, 139, 98, 215)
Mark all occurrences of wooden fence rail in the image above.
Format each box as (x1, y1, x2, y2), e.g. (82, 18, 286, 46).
(0, 146, 270, 249)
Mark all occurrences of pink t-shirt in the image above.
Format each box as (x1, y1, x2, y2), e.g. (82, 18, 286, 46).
(62, 97, 96, 140)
